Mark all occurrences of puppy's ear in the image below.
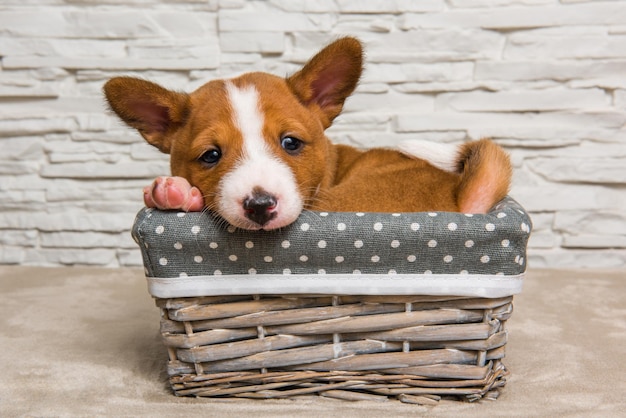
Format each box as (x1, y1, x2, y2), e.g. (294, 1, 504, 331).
(103, 77, 190, 153)
(287, 37, 363, 128)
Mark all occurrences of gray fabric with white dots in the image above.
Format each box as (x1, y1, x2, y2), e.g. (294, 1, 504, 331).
(132, 197, 532, 281)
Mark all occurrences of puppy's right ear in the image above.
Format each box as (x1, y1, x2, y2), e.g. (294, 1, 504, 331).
(103, 77, 190, 153)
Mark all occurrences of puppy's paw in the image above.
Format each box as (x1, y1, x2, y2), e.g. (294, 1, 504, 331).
(143, 176, 204, 211)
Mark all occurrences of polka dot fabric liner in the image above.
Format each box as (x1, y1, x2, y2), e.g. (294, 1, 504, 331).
(132, 197, 532, 298)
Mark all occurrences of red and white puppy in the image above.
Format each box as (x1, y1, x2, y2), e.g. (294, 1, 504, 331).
(104, 37, 511, 230)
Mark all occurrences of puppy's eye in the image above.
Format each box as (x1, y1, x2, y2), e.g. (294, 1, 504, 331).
(280, 136, 304, 155)
(199, 148, 221, 166)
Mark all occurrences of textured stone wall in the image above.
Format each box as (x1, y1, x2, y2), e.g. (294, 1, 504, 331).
(1, 0, 625, 268)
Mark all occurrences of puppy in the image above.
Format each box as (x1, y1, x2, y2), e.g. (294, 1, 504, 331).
(104, 37, 511, 230)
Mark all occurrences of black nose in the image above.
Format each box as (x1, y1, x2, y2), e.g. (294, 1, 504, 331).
(243, 191, 277, 226)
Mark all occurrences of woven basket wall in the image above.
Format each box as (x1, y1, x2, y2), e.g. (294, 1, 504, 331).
(133, 197, 531, 404)
(157, 294, 512, 403)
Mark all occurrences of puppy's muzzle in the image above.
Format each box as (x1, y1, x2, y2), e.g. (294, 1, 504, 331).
(243, 190, 277, 227)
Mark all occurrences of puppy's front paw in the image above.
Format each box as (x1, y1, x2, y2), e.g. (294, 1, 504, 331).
(143, 176, 204, 211)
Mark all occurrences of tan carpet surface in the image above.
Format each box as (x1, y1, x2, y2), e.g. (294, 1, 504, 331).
(1, 266, 624, 417)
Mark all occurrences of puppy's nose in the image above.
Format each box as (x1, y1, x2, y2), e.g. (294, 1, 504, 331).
(243, 192, 277, 226)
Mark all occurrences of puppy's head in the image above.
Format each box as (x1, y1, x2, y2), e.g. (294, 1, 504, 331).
(104, 37, 362, 230)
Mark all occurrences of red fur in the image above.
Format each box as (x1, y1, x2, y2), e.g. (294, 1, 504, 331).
(104, 37, 512, 229)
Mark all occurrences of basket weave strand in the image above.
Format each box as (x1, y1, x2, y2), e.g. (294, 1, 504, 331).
(158, 293, 512, 402)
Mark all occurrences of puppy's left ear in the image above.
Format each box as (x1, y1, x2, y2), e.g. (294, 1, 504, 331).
(287, 37, 363, 128)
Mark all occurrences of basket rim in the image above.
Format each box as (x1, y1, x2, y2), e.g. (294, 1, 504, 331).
(147, 271, 524, 299)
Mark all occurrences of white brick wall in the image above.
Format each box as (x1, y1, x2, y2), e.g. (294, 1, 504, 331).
(1, 0, 625, 269)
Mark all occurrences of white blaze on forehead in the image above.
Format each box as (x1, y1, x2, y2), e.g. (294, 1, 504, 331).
(218, 82, 302, 230)
(225, 82, 265, 152)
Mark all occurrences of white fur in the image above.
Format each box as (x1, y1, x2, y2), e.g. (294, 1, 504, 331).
(397, 140, 461, 173)
(218, 82, 302, 230)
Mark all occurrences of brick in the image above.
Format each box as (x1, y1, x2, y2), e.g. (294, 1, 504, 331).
(527, 231, 558, 249)
(2, 56, 220, 71)
(393, 111, 626, 133)
(0, 211, 135, 232)
(33, 67, 70, 81)
(130, 143, 169, 161)
(46, 186, 139, 204)
(44, 178, 148, 201)
(0, 162, 39, 175)
(0, 230, 38, 247)
(0, 137, 44, 160)
(529, 249, 626, 269)
(0, 72, 38, 88)
(0, 190, 46, 206)
(220, 53, 263, 65)
(475, 60, 626, 82)
(23, 248, 118, 266)
(401, 3, 626, 30)
(40, 232, 136, 249)
(75, 114, 112, 132)
(520, 143, 626, 159)
(331, 15, 391, 35)
(364, 62, 474, 84)
(505, 33, 626, 60)
(357, 83, 389, 94)
(436, 88, 610, 112)
(512, 184, 626, 212)
(219, 32, 285, 53)
(0, 87, 58, 99)
(0, 118, 78, 137)
(117, 249, 143, 267)
(394, 81, 497, 94)
(288, 33, 347, 62)
(569, 77, 626, 90)
(449, 0, 553, 6)
(128, 39, 220, 60)
(0, 74, 60, 98)
(345, 91, 433, 114)
(554, 211, 626, 236)
(528, 158, 626, 184)
(468, 126, 623, 147)
(84, 202, 145, 214)
(39, 161, 169, 179)
(326, 113, 390, 133)
(368, 19, 395, 33)
(44, 140, 128, 155)
(0, 247, 24, 265)
(0, 38, 126, 59)
(219, 8, 335, 32)
(362, 30, 504, 62)
(274, 0, 443, 13)
(615, 89, 626, 107)
(0, 98, 104, 119)
(48, 152, 122, 164)
(561, 235, 626, 249)
(336, 0, 444, 13)
(0, 175, 49, 191)
(268, 0, 339, 12)
(0, 10, 217, 39)
(219, 0, 245, 9)
(612, 25, 626, 35)
(71, 131, 142, 144)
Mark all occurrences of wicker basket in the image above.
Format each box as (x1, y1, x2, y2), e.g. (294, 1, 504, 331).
(133, 197, 531, 404)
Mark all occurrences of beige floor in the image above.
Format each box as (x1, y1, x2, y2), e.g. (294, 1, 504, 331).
(0, 266, 625, 417)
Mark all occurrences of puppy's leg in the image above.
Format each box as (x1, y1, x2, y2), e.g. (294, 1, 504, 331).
(144, 176, 204, 211)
